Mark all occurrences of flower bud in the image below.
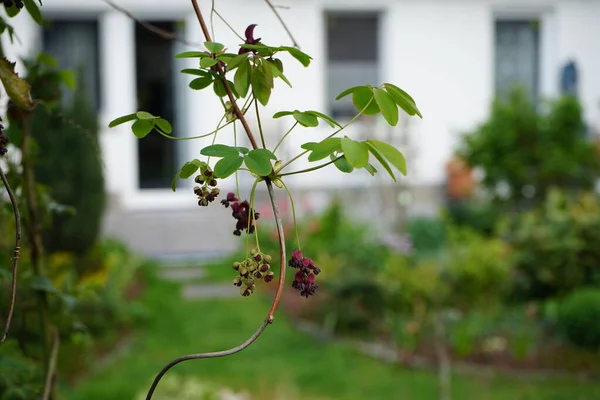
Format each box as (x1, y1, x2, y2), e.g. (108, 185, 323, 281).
(260, 264, 269, 272)
(264, 255, 272, 264)
(232, 262, 241, 270)
(273, 179, 284, 189)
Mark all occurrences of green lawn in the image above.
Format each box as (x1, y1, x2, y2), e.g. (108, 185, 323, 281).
(61, 266, 600, 400)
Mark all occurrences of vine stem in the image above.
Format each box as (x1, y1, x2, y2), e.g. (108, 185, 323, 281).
(0, 164, 21, 344)
(42, 327, 59, 400)
(145, 2, 288, 398)
(273, 121, 297, 154)
(264, 0, 300, 48)
(279, 156, 342, 177)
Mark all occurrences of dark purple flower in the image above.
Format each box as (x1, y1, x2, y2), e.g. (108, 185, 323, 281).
(288, 249, 321, 297)
(239, 24, 261, 54)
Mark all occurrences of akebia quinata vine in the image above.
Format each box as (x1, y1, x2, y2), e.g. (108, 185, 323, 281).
(108, 1, 423, 398)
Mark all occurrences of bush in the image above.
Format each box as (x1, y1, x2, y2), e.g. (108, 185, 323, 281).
(557, 288, 600, 350)
(406, 217, 445, 257)
(458, 87, 599, 209)
(31, 79, 105, 257)
(505, 189, 600, 301)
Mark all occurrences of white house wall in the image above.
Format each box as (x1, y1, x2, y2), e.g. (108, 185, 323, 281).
(2, 0, 600, 209)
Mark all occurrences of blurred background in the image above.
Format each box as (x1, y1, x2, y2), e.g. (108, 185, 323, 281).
(1, 0, 600, 399)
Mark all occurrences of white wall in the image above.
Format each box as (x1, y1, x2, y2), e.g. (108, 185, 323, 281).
(3, 0, 600, 210)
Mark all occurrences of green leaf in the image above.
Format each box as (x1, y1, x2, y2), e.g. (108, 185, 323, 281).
(383, 83, 423, 118)
(181, 68, 211, 77)
(213, 79, 227, 97)
(365, 142, 396, 182)
(236, 147, 249, 154)
(367, 139, 407, 176)
(5, 4, 21, 17)
(267, 58, 282, 78)
(244, 150, 273, 176)
(293, 111, 319, 127)
(280, 46, 312, 67)
(234, 59, 251, 98)
(37, 52, 57, 67)
(0, 58, 34, 110)
(189, 76, 213, 90)
(252, 60, 273, 106)
(175, 51, 210, 59)
(205, 41, 225, 53)
(200, 144, 240, 158)
(341, 137, 369, 168)
(23, 0, 43, 25)
(278, 73, 293, 88)
(29, 276, 58, 294)
(251, 148, 277, 160)
(332, 155, 354, 173)
(336, 85, 366, 100)
(171, 173, 180, 192)
(136, 111, 157, 120)
(155, 118, 172, 134)
(373, 87, 399, 126)
(57, 70, 76, 89)
(305, 111, 341, 128)
(273, 111, 294, 119)
(306, 138, 342, 162)
(131, 119, 154, 138)
(364, 163, 378, 176)
(200, 57, 219, 69)
(214, 156, 244, 178)
(109, 113, 136, 128)
(352, 86, 379, 115)
(179, 161, 200, 179)
(226, 52, 249, 72)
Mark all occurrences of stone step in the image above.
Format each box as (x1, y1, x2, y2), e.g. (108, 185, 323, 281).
(159, 267, 206, 281)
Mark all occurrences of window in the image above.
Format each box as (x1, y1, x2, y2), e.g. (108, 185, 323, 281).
(42, 19, 101, 111)
(326, 13, 380, 119)
(494, 20, 540, 102)
(135, 21, 186, 189)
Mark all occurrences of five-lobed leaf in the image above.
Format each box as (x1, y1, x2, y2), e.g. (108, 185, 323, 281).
(244, 150, 273, 176)
(341, 137, 369, 168)
(373, 87, 399, 126)
(234, 59, 251, 98)
(367, 139, 407, 176)
(131, 119, 154, 138)
(200, 144, 240, 158)
(214, 156, 244, 178)
(204, 41, 225, 53)
(383, 83, 423, 118)
(109, 113, 137, 128)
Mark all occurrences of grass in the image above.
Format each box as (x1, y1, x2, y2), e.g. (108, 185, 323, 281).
(61, 265, 600, 400)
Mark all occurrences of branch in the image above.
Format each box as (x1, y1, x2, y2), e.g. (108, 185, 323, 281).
(103, 0, 203, 47)
(0, 164, 21, 344)
(264, 0, 300, 48)
(42, 327, 60, 400)
(145, 2, 289, 398)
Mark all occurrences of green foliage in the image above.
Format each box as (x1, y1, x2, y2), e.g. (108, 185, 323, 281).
(557, 288, 600, 350)
(458, 87, 600, 207)
(504, 189, 600, 301)
(31, 77, 106, 256)
(406, 217, 446, 257)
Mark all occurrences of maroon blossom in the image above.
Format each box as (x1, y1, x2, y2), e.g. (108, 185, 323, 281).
(238, 24, 261, 54)
(288, 249, 320, 298)
(221, 192, 260, 236)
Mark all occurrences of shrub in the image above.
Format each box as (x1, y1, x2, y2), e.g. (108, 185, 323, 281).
(406, 217, 445, 257)
(505, 189, 600, 301)
(557, 288, 600, 350)
(31, 78, 106, 257)
(458, 87, 599, 209)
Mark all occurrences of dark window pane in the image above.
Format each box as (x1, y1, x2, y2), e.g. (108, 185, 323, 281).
(494, 20, 540, 102)
(42, 20, 101, 111)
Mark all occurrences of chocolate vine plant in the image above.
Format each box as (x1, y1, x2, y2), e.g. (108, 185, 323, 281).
(109, 1, 422, 398)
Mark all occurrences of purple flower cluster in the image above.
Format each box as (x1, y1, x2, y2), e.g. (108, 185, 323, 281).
(221, 192, 260, 236)
(232, 249, 274, 296)
(289, 250, 321, 298)
(1, 0, 24, 9)
(194, 168, 219, 207)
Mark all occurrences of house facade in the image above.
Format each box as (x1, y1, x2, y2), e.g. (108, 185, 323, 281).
(3, 0, 600, 257)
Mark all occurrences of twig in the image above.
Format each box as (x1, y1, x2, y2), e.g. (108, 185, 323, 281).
(103, 0, 203, 47)
(144, 2, 290, 398)
(264, 0, 300, 48)
(42, 327, 59, 400)
(0, 164, 21, 344)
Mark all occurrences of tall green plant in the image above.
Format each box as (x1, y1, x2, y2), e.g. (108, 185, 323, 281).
(31, 77, 105, 257)
(458, 87, 599, 208)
